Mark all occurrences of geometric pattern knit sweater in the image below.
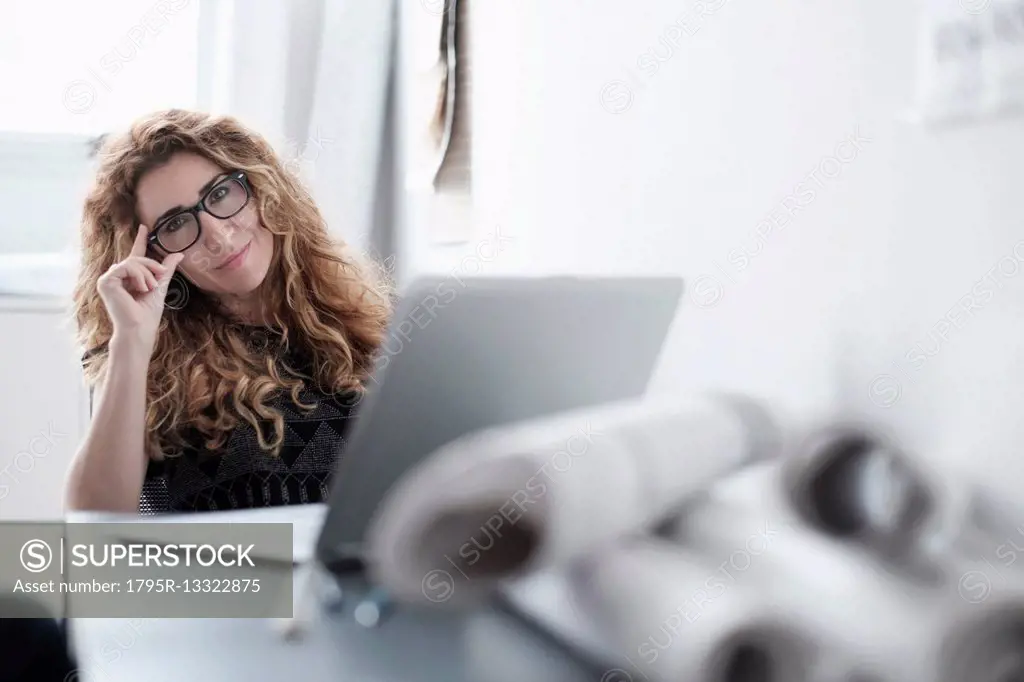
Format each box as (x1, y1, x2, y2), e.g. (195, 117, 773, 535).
(86, 327, 361, 515)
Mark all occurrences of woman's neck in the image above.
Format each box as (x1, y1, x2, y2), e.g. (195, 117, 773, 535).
(217, 290, 272, 326)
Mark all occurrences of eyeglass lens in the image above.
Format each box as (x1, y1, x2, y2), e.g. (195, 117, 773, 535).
(156, 177, 248, 253)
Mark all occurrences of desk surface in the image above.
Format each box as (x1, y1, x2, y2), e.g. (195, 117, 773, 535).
(69, 575, 604, 682)
(66, 506, 606, 682)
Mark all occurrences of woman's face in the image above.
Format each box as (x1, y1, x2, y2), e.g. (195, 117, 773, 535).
(135, 152, 274, 298)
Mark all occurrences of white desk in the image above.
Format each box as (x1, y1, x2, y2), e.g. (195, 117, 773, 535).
(65, 506, 605, 682)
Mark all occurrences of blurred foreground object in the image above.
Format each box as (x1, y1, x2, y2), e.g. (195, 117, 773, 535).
(366, 393, 781, 606)
(367, 396, 1024, 681)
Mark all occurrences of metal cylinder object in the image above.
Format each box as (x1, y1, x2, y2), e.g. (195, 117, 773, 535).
(354, 588, 393, 628)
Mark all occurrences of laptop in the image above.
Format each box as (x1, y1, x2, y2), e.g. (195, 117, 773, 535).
(315, 274, 684, 568)
(313, 274, 682, 662)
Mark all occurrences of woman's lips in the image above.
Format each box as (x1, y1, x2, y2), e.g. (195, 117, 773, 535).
(216, 242, 251, 271)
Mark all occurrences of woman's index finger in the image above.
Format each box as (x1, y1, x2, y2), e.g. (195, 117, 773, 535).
(131, 223, 149, 257)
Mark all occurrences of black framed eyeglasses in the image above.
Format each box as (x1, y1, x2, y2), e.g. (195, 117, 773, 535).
(147, 170, 252, 254)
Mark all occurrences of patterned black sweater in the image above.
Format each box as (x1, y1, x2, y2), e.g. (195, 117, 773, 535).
(88, 328, 361, 515)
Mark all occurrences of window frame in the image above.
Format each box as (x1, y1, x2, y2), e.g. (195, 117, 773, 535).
(0, 0, 228, 264)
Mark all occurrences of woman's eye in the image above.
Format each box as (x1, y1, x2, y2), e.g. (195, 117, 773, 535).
(208, 186, 229, 204)
(164, 215, 189, 232)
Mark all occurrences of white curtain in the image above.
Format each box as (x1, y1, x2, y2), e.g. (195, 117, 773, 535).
(205, 0, 399, 259)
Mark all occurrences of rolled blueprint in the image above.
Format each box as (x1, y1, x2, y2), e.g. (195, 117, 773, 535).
(366, 393, 782, 606)
(780, 421, 933, 556)
(565, 537, 825, 682)
(689, 422, 1024, 588)
(663, 489, 1024, 682)
(665, 421, 937, 566)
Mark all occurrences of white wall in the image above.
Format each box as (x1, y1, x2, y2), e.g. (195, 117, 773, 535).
(401, 0, 1024, 496)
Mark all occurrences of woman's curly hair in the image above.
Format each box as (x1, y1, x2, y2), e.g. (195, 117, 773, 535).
(72, 109, 392, 461)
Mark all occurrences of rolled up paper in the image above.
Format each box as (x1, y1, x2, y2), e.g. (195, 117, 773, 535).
(667, 421, 941, 569)
(664, 492, 988, 682)
(780, 421, 934, 555)
(695, 423, 1024, 588)
(366, 393, 782, 606)
(566, 537, 825, 682)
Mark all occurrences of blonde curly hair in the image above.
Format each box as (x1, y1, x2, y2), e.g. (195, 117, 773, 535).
(73, 109, 392, 461)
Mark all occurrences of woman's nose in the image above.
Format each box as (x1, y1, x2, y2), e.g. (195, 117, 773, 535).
(199, 214, 238, 257)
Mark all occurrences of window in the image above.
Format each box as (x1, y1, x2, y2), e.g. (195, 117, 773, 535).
(0, 1, 201, 262)
(0, 1, 200, 136)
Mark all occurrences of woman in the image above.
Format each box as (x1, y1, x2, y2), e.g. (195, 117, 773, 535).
(65, 109, 392, 514)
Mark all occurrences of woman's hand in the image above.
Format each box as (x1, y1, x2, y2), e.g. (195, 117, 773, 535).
(96, 224, 185, 356)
